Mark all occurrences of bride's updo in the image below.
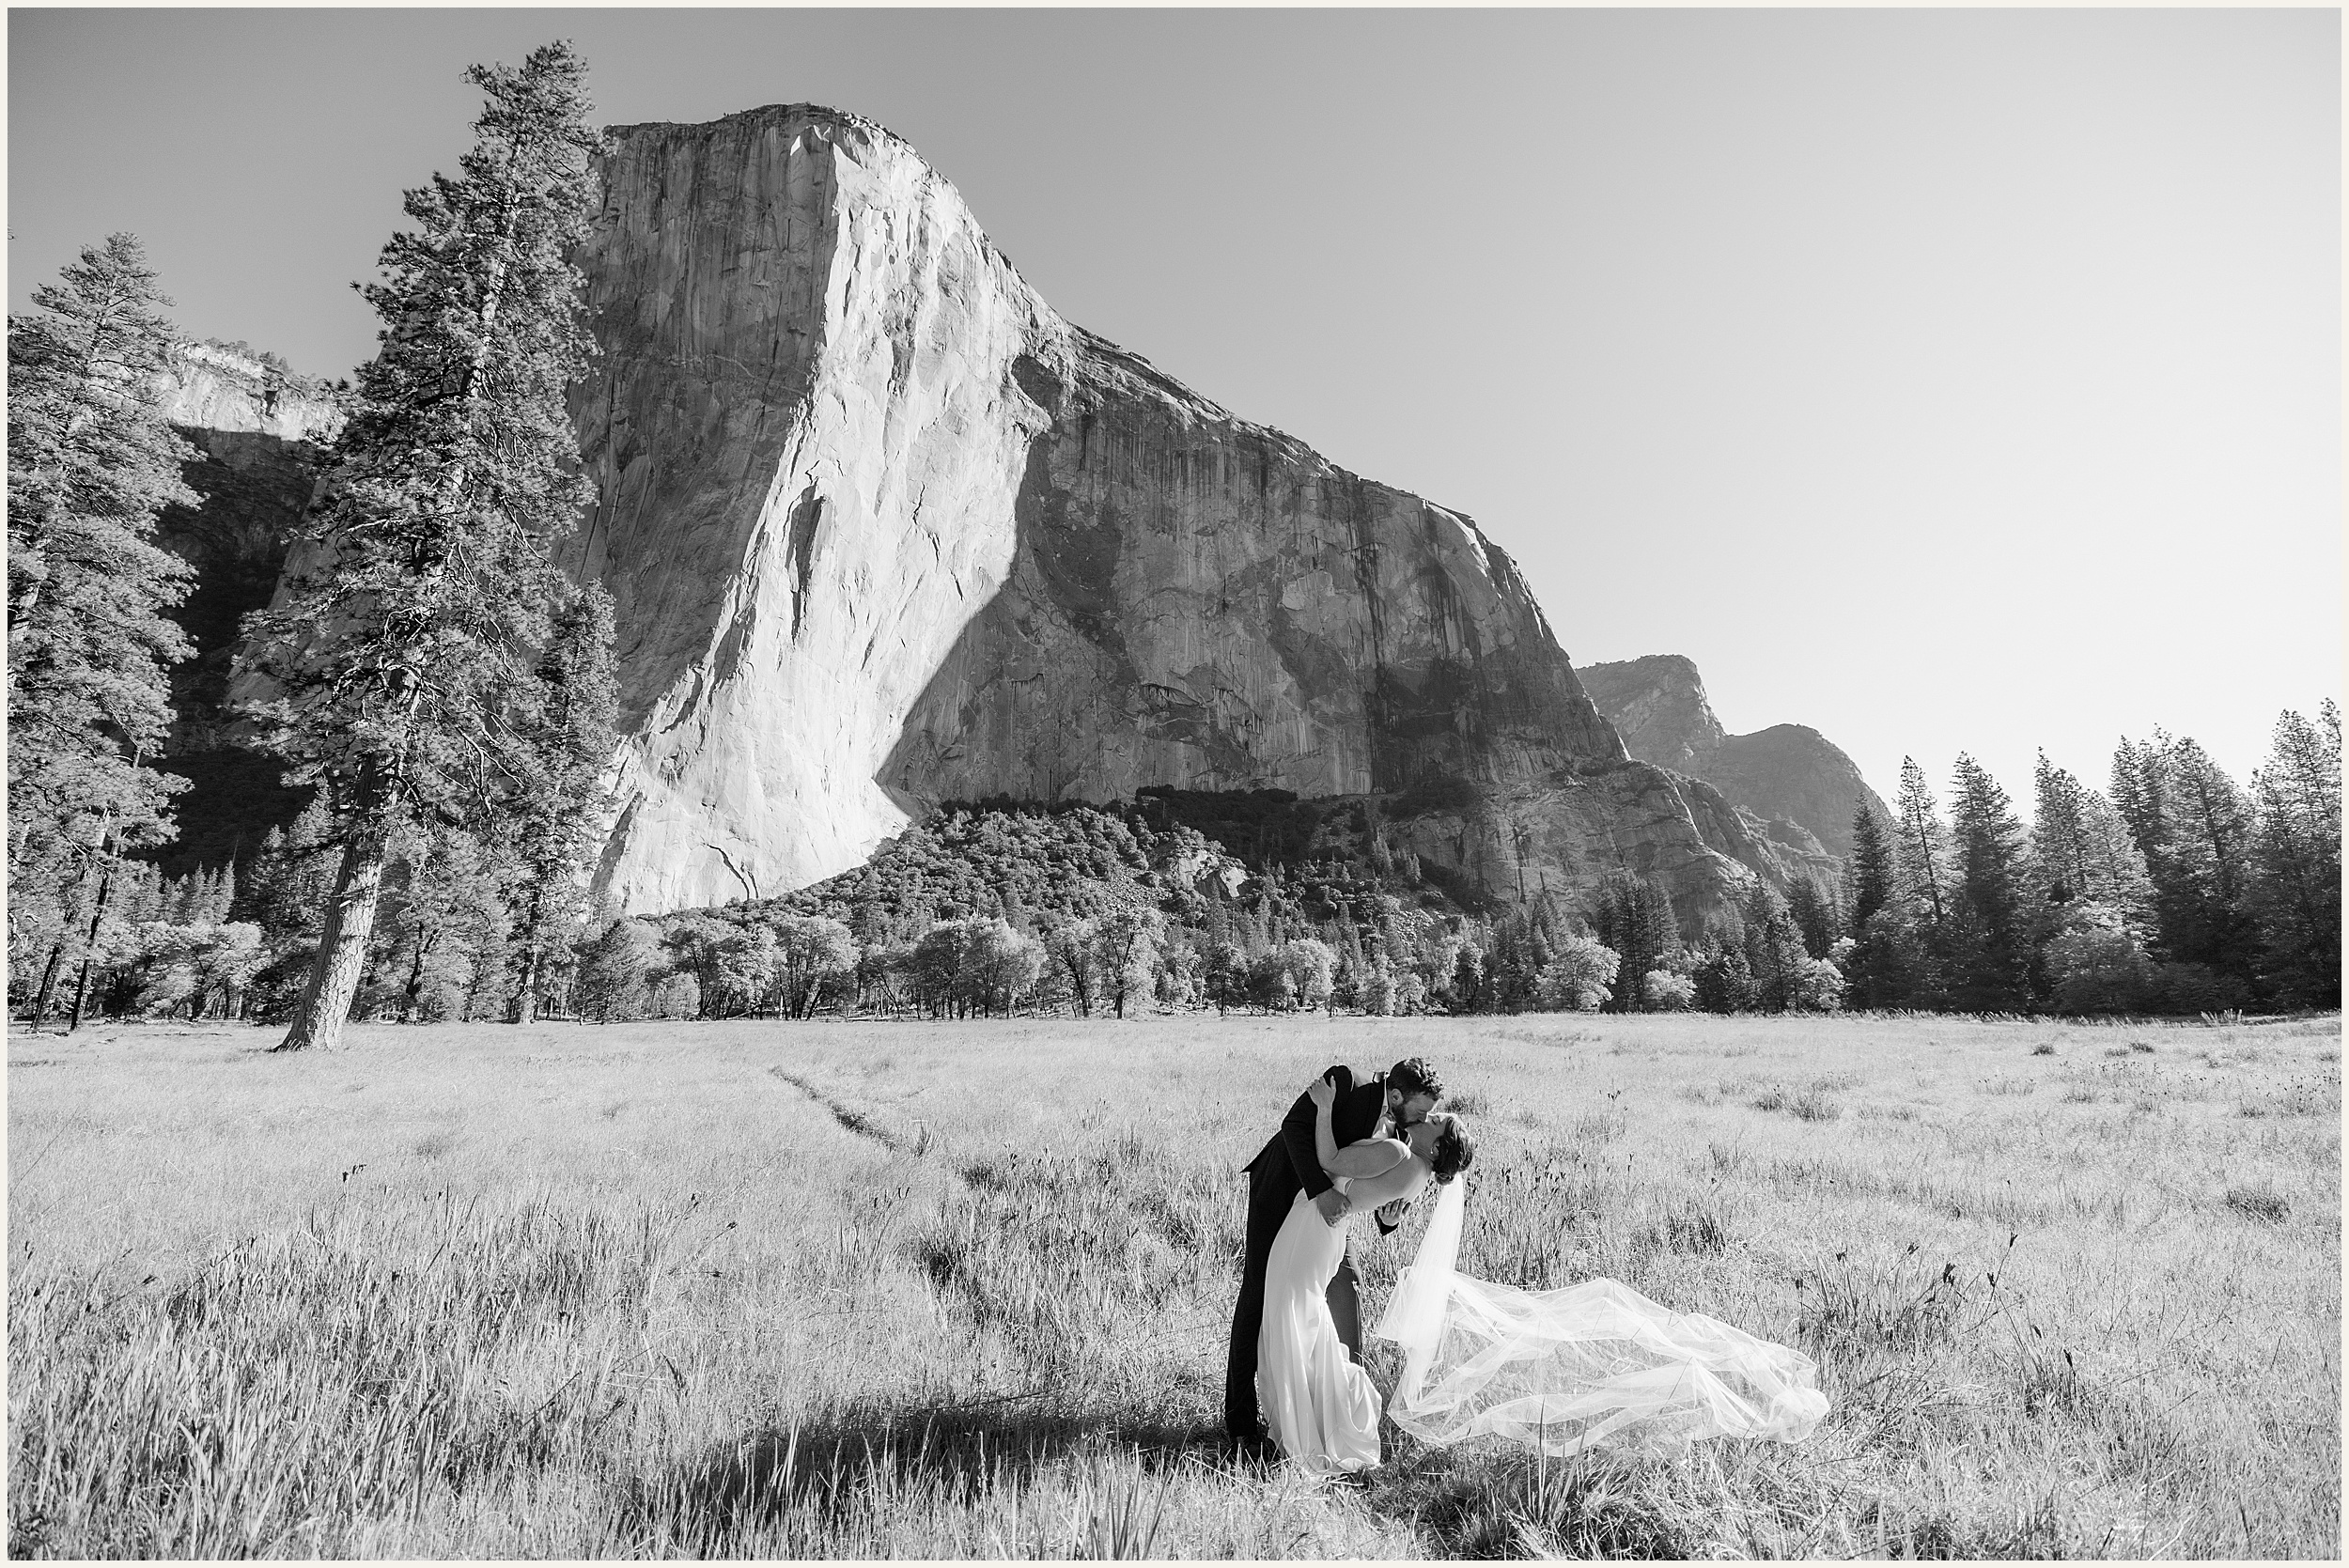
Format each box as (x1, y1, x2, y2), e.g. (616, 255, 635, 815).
(1429, 1113, 1475, 1184)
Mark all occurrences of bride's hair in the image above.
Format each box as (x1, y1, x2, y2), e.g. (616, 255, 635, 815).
(1428, 1114, 1474, 1184)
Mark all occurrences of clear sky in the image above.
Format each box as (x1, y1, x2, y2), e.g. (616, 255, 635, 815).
(9, 8, 2339, 811)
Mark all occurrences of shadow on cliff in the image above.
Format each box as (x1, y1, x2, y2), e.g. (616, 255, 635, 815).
(872, 354, 1535, 815)
(616, 1393, 1226, 1550)
(874, 365, 1115, 816)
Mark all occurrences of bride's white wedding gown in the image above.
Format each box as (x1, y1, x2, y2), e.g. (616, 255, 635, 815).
(1256, 1175, 1829, 1475)
(1374, 1180, 1829, 1457)
(1256, 1176, 1382, 1475)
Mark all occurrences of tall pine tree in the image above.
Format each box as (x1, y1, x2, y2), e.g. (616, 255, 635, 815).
(1945, 754, 2030, 1011)
(1587, 869, 1679, 1012)
(1843, 800, 1896, 934)
(2029, 752, 2155, 931)
(2076, 789, 2156, 935)
(2112, 730, 2258, 996)
(1891, 757, 1951, 926)
(2028, 751, 2092, 907)
(1884, 758, 1953, 1005)
(1783, 877, 1837, 960)
(2245, 705, 2341, 1008)
(502, 582, 618, 1020)
(1839, 800, 1919, 1009)
(1738, 879, 1804, 1013)
(8, 235, 202, 1023)
(2166, 736, 2259, 986)
(242, 42, 599, 1050)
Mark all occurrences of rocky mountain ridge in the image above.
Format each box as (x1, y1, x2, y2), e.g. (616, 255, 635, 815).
(1578, 653, 1888, 877)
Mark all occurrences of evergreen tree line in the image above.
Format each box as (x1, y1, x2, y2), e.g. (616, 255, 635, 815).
(8, 42, 623, 1043)
(29, 702, 2329, 1028)
(529, 713, 2339, 1027)
(1840, 720, 2341, 1016)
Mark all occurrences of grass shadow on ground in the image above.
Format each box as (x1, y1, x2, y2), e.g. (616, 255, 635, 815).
(1364, 1438, 1702, 1560)
(621, 1396, 1227, 1555)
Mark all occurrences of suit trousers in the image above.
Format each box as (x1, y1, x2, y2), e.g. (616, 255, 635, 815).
(1225, 1157, 1361, 1442)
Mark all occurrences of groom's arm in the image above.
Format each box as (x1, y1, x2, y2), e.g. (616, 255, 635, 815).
(1281, 1063, 1353, 1202)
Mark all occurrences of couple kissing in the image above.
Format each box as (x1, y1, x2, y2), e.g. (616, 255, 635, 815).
(1222, 1055, 1832, 1477)
(1225, 1056, 1470, 1473)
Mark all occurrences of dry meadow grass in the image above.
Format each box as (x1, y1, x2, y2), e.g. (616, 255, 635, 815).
(8, 1009, 2340, 1558)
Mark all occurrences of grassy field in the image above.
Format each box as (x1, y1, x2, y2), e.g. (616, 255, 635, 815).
(8, 1009, 2339, 1558)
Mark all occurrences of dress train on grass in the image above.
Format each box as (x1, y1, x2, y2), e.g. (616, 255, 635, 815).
(1373, 1180, 1828, 1457)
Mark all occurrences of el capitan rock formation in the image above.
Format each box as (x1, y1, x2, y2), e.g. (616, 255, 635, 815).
(563, 103, 1788, 924)
(192, 103, 1848, 924)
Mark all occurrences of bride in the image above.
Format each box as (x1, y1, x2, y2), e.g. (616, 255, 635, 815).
(1254, 1075, 1472, 1474)
(1259, 1075, 1830, 1475)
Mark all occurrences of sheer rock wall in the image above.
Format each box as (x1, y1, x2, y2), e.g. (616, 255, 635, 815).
(154, 345, 341, 750)
(568, 104, 1762, 922)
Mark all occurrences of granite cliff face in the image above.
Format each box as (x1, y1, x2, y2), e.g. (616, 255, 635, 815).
(154, 344, 342, 750)
(1578, 654, 1887, 878)
(566, 104, 1771, 923)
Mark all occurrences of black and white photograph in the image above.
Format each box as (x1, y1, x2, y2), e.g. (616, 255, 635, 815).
(6, 6, 2340, 1558)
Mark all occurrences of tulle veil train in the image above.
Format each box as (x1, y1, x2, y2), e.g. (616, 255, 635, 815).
(1370, 1179, 1829, 1456)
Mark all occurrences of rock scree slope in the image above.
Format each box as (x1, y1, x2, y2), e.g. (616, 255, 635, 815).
(549, 104, 1784, 923)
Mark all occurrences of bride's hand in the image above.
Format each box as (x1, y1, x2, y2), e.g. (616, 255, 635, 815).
(1306, 1077, 1337, 1110)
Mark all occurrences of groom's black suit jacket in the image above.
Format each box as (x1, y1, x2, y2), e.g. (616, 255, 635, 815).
(1242, 1063, 1393, 1216)
(1226, 1063, 1400, 1439)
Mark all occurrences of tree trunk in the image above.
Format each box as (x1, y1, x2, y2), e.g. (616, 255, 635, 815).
(506, 942, 541, 1024)
(401, 930, 438, 1021)
(65, 861, 123, 1032)
(1908, 819, 1946, 924)
(29, 940, 66, 1027)
(277, 833, 387, 1051)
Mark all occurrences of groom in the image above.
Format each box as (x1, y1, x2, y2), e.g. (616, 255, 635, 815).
(1224, 1055, 1444, 1452)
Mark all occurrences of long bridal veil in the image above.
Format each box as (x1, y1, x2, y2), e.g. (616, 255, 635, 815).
(1371, 1180, 1829, 1456)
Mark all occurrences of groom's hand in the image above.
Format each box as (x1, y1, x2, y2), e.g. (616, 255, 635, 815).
(1374, 1198, 1408, 1234)
(1313, 1188, 1351, 1226)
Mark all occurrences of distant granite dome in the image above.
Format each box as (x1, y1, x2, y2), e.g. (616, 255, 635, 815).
(1579, 654, 1888, 872)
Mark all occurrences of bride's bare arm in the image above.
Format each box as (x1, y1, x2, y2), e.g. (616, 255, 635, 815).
(1339, 1155, 1429, 1209)
(1309, 1079, 1409, 1179)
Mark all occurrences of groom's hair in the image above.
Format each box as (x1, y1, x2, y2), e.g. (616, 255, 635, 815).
(1429, 1115, 1475, 1184)
(1388, 1057, 1443, 1100)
